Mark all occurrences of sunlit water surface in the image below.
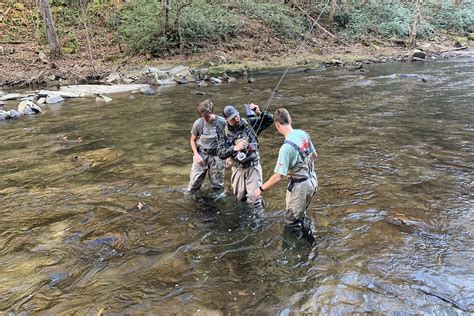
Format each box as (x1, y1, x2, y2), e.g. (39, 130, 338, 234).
(1, 55, 473, 314)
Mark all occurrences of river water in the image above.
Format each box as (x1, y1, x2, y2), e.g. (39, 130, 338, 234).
(1, 55, 473, 314)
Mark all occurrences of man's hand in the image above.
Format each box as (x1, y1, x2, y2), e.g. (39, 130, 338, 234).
(225, 157, 235, 168)
(233, 139, 248, 151)
(249, 103, 262, 116)
(193, 153, 204, 166)
(254, 187, 262, 198)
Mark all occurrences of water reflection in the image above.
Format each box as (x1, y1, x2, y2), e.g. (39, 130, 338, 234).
(0, 54, 473, 313)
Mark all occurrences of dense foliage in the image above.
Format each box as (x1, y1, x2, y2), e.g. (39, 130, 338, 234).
(335, 1, 473, 41)
(2, 0, 472, 56)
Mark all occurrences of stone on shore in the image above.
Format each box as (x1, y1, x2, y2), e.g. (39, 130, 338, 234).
(59, 84, 151, 96)
(412, 50, 426, 61)
(0, 94, 23, 101)
(156, 79, 177, 85)
(105, 72, 122, 84)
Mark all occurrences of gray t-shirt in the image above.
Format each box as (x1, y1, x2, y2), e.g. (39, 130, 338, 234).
(191, 115, 226, 153)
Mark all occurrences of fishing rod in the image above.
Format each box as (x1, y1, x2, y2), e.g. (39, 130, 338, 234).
(240, 1, 329, 157)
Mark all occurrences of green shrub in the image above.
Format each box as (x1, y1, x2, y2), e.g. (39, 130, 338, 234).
(424, 2, 474, 34)
(119, 0, 240, 54)
(336, 3, 414, 40)
(336, 1, 473, 41)
(118, 0, 162, 53)
(239, 2, 306, 38)
(179, 2, 241, 50)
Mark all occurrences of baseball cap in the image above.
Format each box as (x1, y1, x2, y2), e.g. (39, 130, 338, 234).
(223, 105, 239, 121)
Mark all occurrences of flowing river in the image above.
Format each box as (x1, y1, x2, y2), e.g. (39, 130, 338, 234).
(1, 54, 473, 314)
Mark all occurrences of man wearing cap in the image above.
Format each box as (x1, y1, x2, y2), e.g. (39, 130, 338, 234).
(254, 108, 318, 244)
(188, 99, 227, 194)
(217, 103, 273, 207)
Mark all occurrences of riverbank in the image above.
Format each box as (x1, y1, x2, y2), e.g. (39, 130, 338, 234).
(0, 35, 470, 91)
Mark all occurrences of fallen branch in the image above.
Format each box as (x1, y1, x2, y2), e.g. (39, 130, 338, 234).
(294, 3, 349, 47)
(440, 46, 468, 53)
(17, 67, 49, 88)
(0, 41, 28, 44)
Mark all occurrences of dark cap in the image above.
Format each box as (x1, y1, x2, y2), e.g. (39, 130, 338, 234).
(223, 105, 239, 121)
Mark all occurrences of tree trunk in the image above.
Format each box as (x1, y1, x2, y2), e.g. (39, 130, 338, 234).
(408, 0, 422, 48)
(39, 0, 61, 59)
(328, 0, 337, 23)
(161, 0, 171, 36)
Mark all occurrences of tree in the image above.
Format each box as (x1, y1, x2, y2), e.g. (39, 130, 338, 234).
(39, 0, 61, 58)
(161, 0, 171, 37)
(408, 0, 422, 48)
(328, 0, 337, 24)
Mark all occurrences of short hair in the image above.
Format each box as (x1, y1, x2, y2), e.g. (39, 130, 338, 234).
(274, 107, 292, 125)
(197, 99, 214, 116)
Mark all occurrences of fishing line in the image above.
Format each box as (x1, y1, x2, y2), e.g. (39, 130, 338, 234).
(246, 1, 329, 146)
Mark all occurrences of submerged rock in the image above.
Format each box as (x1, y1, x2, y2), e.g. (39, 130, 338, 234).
(8, 109, 21, 119)
(140, 86, 156, 95)
(96, 94, 113, 103)
(156, 79, 177, 85)
(46, 94, 65, 104)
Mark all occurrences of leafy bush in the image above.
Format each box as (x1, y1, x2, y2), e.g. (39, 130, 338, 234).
(336, 1, 473, 41)
(119, 0, 240, 54)
(179, 2, 241, 50)
(238, 2, 306, 38)
(336, 3, 414, 40)
(118, 0, 162, 53)
(424, 2, 474, 34)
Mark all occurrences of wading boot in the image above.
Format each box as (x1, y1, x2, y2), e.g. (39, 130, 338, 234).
(289, 217, 316, 246)
(301, 216, 316, 247)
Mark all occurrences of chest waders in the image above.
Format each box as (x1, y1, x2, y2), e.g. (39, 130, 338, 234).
(198, 117, 219, 156)
(284, 138, 317, 245)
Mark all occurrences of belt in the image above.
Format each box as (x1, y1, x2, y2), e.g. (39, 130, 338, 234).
(237, 159, 259, 169)
(200, 148, 217, 156)
(287, 177, 308, 192)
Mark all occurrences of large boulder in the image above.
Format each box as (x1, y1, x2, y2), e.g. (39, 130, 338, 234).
(18, 100, 41, 115)
(412, 50, 426, 61)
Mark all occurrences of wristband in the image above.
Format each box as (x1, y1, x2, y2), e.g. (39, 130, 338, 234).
(259, 185, 265, 192)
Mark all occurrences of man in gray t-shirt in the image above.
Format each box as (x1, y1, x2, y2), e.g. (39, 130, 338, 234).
(188, 99, 227, 193)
